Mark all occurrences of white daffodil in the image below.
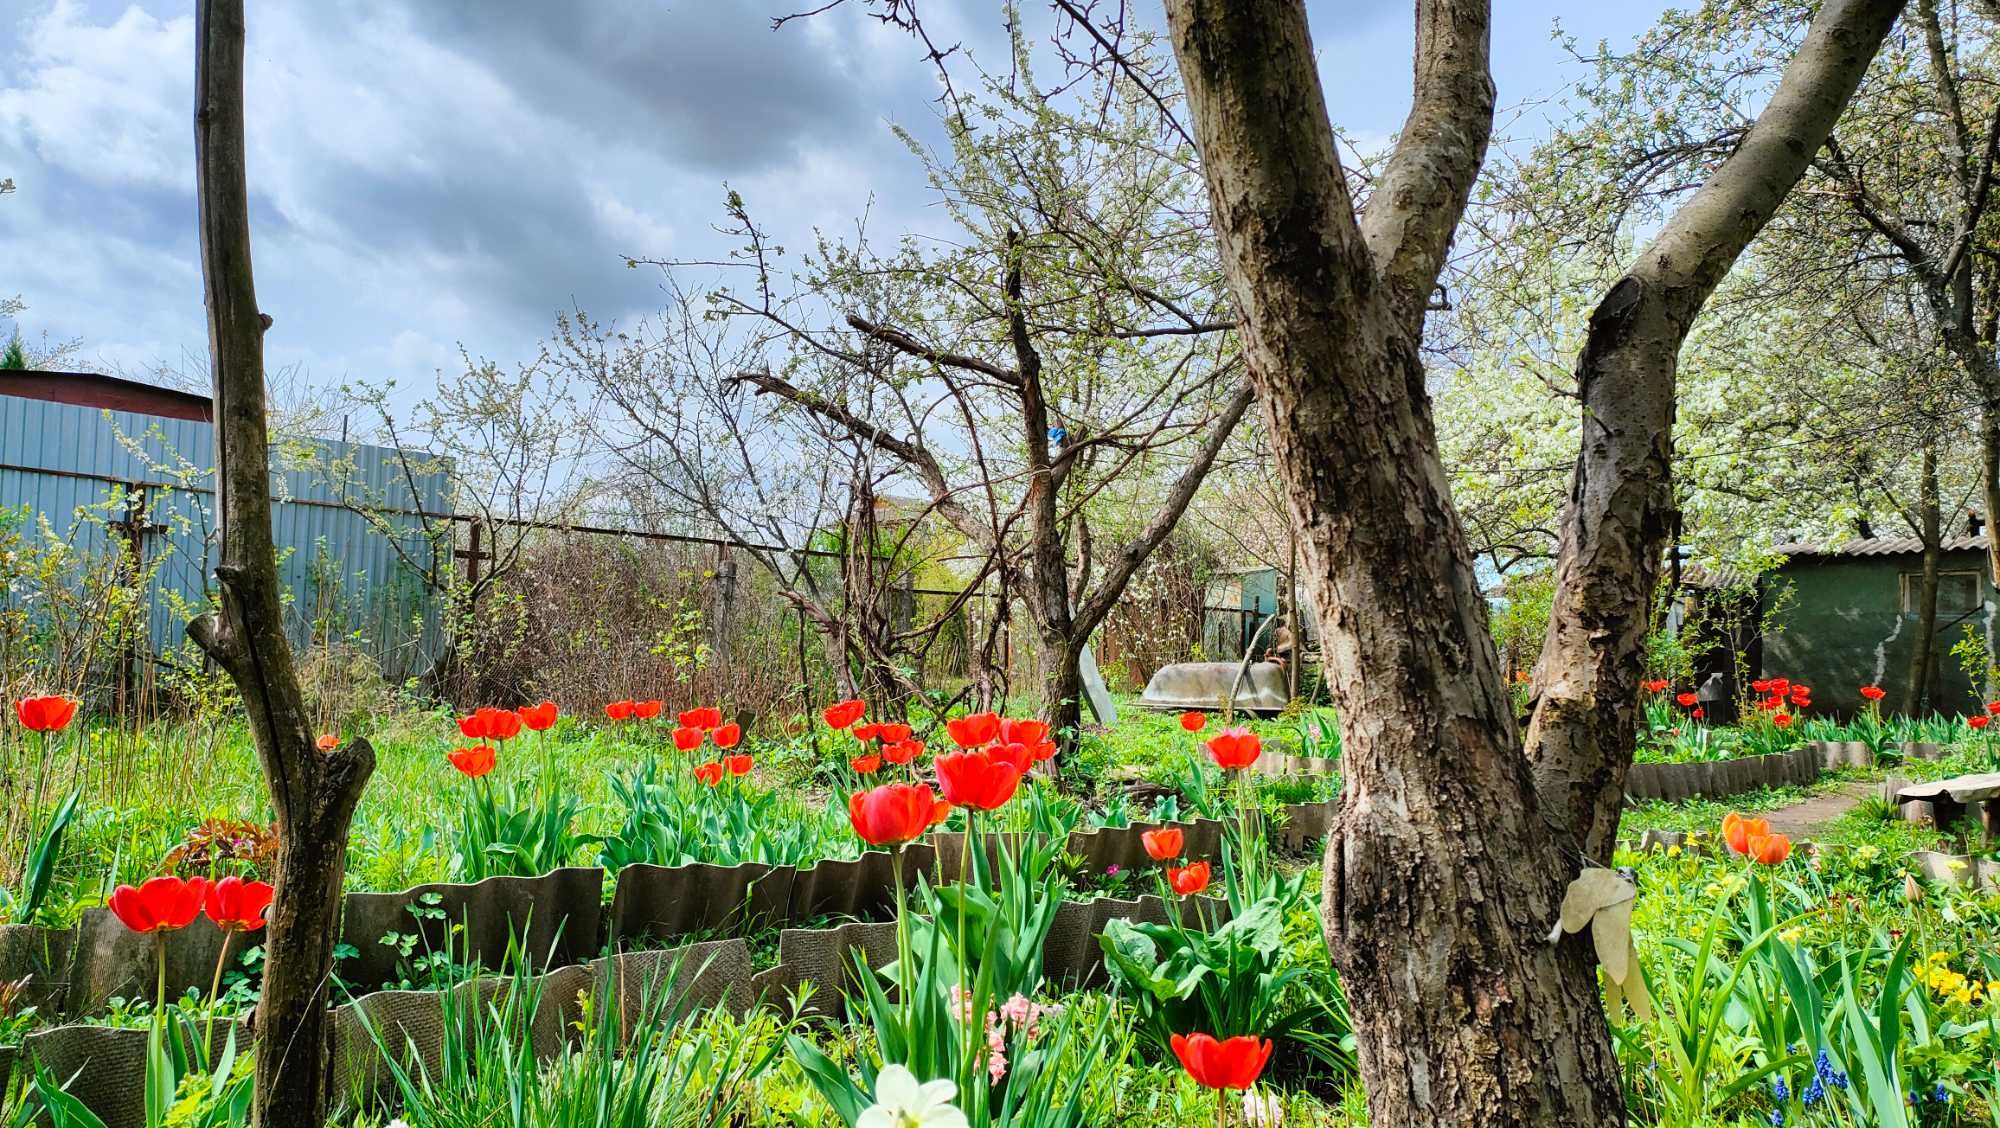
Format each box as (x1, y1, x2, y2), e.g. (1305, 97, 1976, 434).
(857, 1064, 968, 1128)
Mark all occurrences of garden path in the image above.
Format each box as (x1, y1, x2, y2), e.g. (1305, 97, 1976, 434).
(1761, 780, 1876, 838)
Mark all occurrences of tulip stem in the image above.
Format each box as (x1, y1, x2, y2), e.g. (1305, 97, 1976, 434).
(206, 927, 234, 1046)
(153, 931, 169, 1022)
(891, 846, 911, 1032)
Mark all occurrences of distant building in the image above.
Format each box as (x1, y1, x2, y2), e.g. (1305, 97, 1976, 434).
(1762, 535, 1995, 716)
(0, 369, 449, 688)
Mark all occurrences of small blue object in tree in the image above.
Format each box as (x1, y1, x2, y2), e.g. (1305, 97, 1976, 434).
(1048, 426, 1067, 444)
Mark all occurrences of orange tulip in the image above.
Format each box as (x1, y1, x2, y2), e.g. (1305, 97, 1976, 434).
(851, 753, 882, 775)
(882, 739, 923, 765)
(316, 733, 338, 752)
(999, 718, 1049, 746)
(693, 762, 723, 786)
(713, 723, 742, 749)
(1142, 827, 1183, 861)
(1722, 813, 1770, 855)
(724, 754, 753, 776)
(1178, 711, 1206, 733)
(1747, 832, 1793, 865)
(672, 726, 704, 752)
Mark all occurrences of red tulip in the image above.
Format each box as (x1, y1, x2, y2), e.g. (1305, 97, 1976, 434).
(1030, 740, 1057, 763)
(448, 745, 497, 778)
(1641, 679, 1669, 694)
(316, 733, 338, 752)
(1772, 713, 1793, 728)
(108, 876, 207, 934)
(1858, 685, 1885, 701)
(678, 706, 722, 731)
(1971, 715, 1991, 730)
(1203, 728, 1261, 771)
(204, 875, 274, 932)
(1692, 707, 1705, 719)
(634, 700, 663, 720)
(1769, 678, 1791, 694)
(936, 750, 1022, 810)
(1750, 678, 1772, 693)
(1747, 832, 1792, 865)
(853, 722, 884, 742)
(1167, 860, 1212, 896)
(520, 700, 559, 730)
(605, 700, 635, 721)
(458, 707, 521, 742)
(1178, 711, 1206, 733)
(823, 699, 867, 730)
(671, 726, 703, 752)
(883, 739, 923, 765)
(713, 723, 742, 749)
(724, 754, 753, 776)
(877, 723, 912, 744)
(1142, 828, 1184, 861)
(693, 762, 723, 786)
(946, 712, 1001, 749)
(1986, 701, 2000, 716)
(848, 783, 940, 846)
(851, 754, 882, 775)
(1170, 1032, 1273, 1091)
(1675, 692, 1697, 708)
(989, 741, 1033, 774)
(13, 695, 78, 734)
(999, 718, 1049, 746)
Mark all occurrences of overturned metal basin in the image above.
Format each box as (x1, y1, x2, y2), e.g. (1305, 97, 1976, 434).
(1138, 661, 1291, 716)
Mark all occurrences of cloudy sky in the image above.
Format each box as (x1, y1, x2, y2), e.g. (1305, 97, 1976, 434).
(0, 0, 1661, 406)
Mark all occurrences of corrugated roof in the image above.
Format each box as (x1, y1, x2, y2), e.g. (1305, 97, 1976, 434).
(1772, 535, 1989, 557)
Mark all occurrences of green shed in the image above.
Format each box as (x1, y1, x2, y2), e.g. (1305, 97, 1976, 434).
(1761, 536, 1995, 717)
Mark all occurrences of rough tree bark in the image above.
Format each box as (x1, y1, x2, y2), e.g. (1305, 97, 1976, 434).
(1163, 0, 1903, 1123)
(189, 3, 376, 1124)
(1522, 0, 1906, 859)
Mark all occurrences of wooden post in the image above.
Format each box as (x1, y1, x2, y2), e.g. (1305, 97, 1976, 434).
(188, 5, 375, 1123)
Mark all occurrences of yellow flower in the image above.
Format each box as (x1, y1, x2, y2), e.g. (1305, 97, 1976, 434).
(1779, 927, 1803, 943)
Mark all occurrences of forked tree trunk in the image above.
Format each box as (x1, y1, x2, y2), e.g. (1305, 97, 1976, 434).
(1522, 0, 1905, 859)
(1163, 0, 1903, 1122)
(190, 4, 375, 1123)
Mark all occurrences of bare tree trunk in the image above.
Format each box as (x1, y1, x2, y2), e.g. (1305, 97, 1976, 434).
(1164, 0, 1902, 1123)
(1522, 0, 1906, 859)
(189, 4, 375, 1124)
(1904, 442, 1943, 711)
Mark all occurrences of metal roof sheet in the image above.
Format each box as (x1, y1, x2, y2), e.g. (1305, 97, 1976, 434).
(1771, 535, 1989, 557)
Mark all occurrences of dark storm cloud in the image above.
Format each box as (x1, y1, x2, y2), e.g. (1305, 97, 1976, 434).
(384, 0, 888, 173)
